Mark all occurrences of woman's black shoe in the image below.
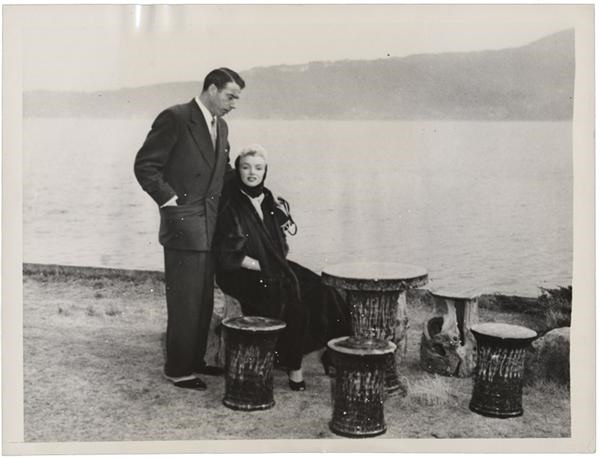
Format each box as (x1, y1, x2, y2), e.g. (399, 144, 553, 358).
(321, 351, 336, 377)
(288, 379, 306, 391)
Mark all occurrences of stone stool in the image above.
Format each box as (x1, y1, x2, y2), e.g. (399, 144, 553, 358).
(222, 316, 286, 411)
(327, 336, 396, 438)
(469, 322, 537, 418)
(420, 290, 479, 377)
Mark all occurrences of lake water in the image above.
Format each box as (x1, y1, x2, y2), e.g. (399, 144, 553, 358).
(23, 118, 572, 296)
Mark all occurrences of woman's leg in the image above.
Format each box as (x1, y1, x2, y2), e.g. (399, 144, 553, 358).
(288, 261, 352, 352)
(287, 262, 328, 353)
(277, 299, 309, 371)
(323, 285, 352, 339)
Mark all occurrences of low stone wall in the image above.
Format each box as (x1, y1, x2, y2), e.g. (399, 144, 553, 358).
(23, 262, 164, 282)
(407, 288, 539, 314)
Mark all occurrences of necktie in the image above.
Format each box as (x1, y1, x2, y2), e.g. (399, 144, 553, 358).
(210, 116, 217, 149)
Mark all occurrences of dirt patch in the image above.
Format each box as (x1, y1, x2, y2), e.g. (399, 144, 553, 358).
(23, 270, 570, 442)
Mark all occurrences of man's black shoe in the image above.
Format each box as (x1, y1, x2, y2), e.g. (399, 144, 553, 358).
(173, 377, 207, 391)
(194, 365, 225, 376)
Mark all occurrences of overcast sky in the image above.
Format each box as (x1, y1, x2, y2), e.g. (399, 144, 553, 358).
(11, 4, 584, 92)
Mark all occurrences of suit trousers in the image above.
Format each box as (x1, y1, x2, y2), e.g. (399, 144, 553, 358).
(163, 248, 215, 378)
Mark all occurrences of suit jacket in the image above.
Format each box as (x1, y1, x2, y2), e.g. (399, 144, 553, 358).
(134, 100, 232, 251)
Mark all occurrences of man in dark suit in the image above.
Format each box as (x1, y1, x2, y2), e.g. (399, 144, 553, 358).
(134, 68, 245, 390)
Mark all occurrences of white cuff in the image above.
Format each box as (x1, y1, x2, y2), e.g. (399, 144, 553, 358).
(160, 195, 178, 208)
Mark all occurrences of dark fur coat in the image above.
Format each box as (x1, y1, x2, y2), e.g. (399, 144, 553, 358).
(213, 187, 351, 353)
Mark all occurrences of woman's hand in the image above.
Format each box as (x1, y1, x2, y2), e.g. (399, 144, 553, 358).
(241, 256, 261, 271)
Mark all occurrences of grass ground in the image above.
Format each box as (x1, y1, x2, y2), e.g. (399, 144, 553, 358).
(23, 269, 570, 442)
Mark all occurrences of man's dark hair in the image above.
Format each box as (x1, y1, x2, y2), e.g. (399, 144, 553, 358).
(202, 67, 246, 92)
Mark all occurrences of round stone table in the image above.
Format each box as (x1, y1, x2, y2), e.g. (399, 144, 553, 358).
(322, 262, 428, 394)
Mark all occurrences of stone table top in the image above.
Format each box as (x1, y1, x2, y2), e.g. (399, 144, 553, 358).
(429, 287, 480, 300)
(471, 322, 537, 340)
(222, 316, 286, 332)
(322, 262, 428, 291)
(327, 336, 396, 356)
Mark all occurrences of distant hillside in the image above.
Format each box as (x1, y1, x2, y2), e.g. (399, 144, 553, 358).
(24, 29, 574, 120)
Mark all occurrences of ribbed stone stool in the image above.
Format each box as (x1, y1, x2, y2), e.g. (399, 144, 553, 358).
(327, 336, 396, 438)
(222, 316, 286, 411)
(420, 289, 479, 377)
(469, 322, 537, 418)
(322, 262, 428, 394)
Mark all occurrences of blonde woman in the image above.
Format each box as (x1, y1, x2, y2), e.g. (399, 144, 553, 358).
(213, 145, 350, 391)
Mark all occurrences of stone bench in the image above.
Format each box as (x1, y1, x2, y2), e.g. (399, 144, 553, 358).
(420, 289, 479, 377)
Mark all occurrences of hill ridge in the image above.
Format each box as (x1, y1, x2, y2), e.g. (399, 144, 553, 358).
(24, 29, 574, 120)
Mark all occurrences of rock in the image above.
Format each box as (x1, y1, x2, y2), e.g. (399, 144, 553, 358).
(525, 327, 570, 385)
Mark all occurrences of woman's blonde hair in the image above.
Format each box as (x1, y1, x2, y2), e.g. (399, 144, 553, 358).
(237, 144, 268, 163)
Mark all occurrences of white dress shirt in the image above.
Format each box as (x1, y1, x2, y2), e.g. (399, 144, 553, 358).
(195, 96, 215, 131)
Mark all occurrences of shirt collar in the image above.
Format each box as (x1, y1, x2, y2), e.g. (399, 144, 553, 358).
(194, 96, 215, 128)
(241, 190, 265, 203)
